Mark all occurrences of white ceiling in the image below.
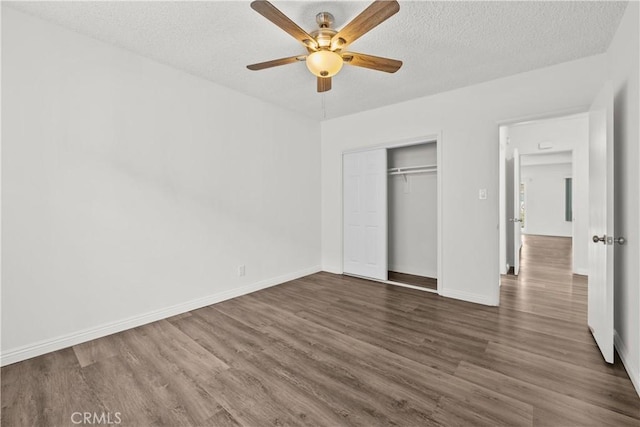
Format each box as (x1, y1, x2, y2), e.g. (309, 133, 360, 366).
(6, 1, 628, 120)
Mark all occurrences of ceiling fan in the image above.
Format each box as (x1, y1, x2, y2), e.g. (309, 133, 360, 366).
(246, 0, 403, 93)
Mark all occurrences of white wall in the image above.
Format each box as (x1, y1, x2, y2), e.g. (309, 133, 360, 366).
(608, 2, 640, 396)
(503, 115, 589, 274)
(388, 144, 437, 278)
(321, 54, 607, 306)
(1, 8, 321, 363)
(520, 162, 573, 237)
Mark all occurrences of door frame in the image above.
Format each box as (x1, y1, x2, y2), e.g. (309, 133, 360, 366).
(513, 150, 576, 264)
(497, 106, 588, 278)
(513, 148, 522, 275)
(342, 133, 443, 295)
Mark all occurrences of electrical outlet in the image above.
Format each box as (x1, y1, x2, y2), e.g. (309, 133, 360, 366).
(238, 265, 245, 277)
(479, 188, 487, 200)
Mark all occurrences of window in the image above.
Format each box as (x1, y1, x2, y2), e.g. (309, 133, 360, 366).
(565, 178, 573, 222)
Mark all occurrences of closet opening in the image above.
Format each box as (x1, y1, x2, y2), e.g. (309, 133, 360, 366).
(342, 137, 440, 294)
(387, 143, 438, 291)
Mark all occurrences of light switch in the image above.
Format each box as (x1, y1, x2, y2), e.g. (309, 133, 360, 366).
(479, 188, 487, 200)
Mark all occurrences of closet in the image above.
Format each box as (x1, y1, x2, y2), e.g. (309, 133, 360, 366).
(343, 140, 438, 292)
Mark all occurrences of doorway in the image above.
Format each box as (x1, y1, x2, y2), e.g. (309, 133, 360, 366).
(498, 113, 590, 277)
(499, 82, 617, 366)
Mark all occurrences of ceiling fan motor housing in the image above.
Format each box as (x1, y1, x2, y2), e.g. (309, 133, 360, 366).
(316, 12, 334, 28)
(311, 12, 338, 49)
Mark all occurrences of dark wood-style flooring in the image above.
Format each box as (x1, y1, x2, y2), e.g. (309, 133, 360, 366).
(2, 235, 639, 426)
(388, 271, 437, 290)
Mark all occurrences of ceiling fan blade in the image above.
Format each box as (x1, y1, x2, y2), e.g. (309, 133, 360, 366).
(331, 0, 399, 49)
(342, 52, 402, 73)
(251, 1, 318, 50)
(317, 77, 332, 92)
(247, 55, 306, 71)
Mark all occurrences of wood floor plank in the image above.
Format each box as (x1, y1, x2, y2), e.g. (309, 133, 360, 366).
(124, 320, 229, 379)
(253, 309, 444, 422)
(207, 365, 354, 427)
(455, 361, 640, 427)
(2, 234, 639, 426)
(256, 339, 439, 425)
(82, 355, 184, 426)
(115, 325, 225, 424)
(1, 347, 80, 388)
(294, 306, 463, 373)
(475, 341, 640, 418)
(73, 335, 121, 368)
(409, 305, 614, 374)
(432, 389, 534, 427)
(204, 407, 241, 427)
(170, 305, 277, 368)
(291, 273, 424, 312)
(1, 348, 106, 427)
(255, 306, 533, 427)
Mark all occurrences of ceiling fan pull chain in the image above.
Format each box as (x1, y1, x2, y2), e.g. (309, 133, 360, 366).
(322, 93, 327, 119)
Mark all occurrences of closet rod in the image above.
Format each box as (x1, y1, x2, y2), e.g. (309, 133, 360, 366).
(388, 169, 437, 176)
(387, 164, 437, 173)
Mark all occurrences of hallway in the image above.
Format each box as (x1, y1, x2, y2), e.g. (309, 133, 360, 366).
(502, 234, 585, 322)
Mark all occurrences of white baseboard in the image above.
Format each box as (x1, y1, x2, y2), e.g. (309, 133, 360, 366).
(614, 329, 640, 397)
(0, 266, 321, 367)
(440, 288, 498, 306)
(573, 267, 588, 276)
(321, 266, 342, 275)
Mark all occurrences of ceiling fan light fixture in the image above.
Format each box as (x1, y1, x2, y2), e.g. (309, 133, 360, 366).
(247, 0, 402, 92)
(306, 50, 343, 77)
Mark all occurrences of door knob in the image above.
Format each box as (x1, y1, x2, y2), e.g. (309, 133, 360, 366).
(592, 235, 626, 245)
(509, 218, 522, 223)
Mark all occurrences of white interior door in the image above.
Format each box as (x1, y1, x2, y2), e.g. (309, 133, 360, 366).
(588, 82, 614, 363)
(513, 148, 522, 275)
(343, 149, 388, 280)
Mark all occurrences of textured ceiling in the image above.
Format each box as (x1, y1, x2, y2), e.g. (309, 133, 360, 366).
(5, 1, 628, 120)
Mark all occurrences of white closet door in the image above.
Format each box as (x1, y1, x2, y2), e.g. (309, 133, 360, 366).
(343, 149, 388, 280)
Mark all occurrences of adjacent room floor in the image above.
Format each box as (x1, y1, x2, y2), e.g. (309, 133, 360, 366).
(2, 235, 639, 426)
